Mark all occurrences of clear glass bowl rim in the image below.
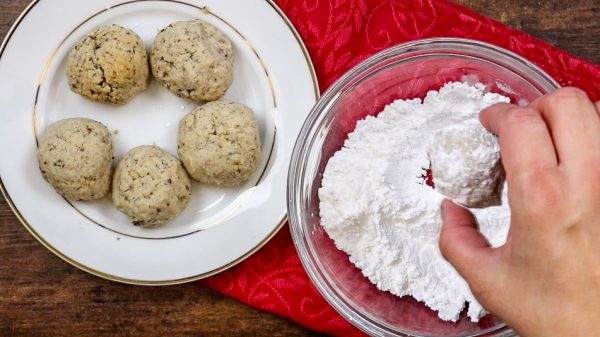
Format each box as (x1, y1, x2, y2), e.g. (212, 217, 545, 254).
(287, 37, 560, 337)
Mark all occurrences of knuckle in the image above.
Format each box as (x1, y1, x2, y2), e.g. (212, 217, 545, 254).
(520, 169, 562, 213)
(471, 284, 490, 303)
(546, 87, 589, 105)
(562, 208, 587, 232)
(582, 168, 600, 197)
(504, 107, 541, 127)
(438, 229, 452, 258)
(469, 277, 497, 308)
(592, 266, 600, 285)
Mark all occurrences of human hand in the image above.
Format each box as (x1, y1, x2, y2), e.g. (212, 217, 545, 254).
(439, 87, 600, 336)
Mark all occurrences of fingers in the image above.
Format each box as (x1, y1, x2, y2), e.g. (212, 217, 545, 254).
(529, 87, 600, 165)
(439, 199, 499, 285)
(480, 103, 557, 182)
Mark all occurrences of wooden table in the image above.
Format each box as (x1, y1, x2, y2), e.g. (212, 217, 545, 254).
(1, 1, 598, 335)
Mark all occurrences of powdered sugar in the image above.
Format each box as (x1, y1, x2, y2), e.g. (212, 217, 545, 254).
(318, 82, 511, 322)
(429, 120, 505, 208)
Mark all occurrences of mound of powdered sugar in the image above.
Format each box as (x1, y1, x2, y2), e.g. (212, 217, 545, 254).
(319, 82, 511, 322)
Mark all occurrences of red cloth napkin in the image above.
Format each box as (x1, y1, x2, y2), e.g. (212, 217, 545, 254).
(201, 0, 600, 335)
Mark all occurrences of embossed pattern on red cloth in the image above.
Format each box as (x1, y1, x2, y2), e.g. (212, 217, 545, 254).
(200, 1, 600, 336)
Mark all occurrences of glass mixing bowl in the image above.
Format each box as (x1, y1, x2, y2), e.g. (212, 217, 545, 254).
(287, 38, 559, 337)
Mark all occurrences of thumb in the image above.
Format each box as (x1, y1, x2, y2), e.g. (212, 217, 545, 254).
(439, 199, 497, 285)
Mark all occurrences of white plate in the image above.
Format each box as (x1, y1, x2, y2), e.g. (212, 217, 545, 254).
(0, 0, 318, 284)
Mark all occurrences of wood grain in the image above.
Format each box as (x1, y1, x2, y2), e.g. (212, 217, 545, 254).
(0, 199, 321, 337)
(455, 0, 600, 65)
(1, 0, 599, 336)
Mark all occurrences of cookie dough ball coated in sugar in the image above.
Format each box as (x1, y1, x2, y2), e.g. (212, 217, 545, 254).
(428, 121, 505, 208)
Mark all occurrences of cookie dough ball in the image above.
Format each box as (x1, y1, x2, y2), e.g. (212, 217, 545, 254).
(66, 24, 150, 104)
(37, 118, 113, 201)
(150, 20, 233, 102)
(112, 145, 191, 228)
(178, 101, 261, 186)
(428, 121, 505, 208)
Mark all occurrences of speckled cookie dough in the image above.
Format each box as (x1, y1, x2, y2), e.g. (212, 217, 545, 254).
(178, 101, 261, 186)
(66, 24, 150, 104)
(150, 20, 233, 103)
(37, 118, 113, 201)
(112, 145, 191, 228)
